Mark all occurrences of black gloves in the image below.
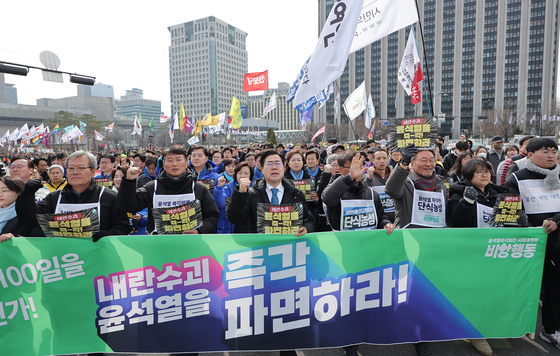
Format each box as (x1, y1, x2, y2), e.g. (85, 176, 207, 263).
(20, 179, 43, 198)
(463, 186, 479, 205)
(400, 144, 417, 166)
(517, 213, 528, 227)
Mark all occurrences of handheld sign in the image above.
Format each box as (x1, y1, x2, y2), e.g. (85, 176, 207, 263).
(37, 208, 100, 238)
(256, 203, 303, 234)
(152, 200, 203, 234)
(95, 177, 113, 189)
(289, 179, 316, 202)
(490, 194, 522, 227)
(388, 117, 437, 152)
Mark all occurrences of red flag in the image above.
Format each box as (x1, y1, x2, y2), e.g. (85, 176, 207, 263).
(228, 116, 232, 124)
(411, 63, 424, 105)
(243, 70, 268, 92)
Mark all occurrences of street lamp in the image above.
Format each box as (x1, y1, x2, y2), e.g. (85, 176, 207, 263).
(0, 60, 95, 85)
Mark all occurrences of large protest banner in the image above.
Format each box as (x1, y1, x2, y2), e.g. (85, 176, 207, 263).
(0, 228, 546, 355)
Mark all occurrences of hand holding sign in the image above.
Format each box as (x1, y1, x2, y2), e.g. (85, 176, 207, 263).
(239, 178, 251, 193)
(127, 167, 142, 180)
(400, 143, 417, 166)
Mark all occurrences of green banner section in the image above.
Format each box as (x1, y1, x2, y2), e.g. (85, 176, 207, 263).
(0, 228, 546, 355)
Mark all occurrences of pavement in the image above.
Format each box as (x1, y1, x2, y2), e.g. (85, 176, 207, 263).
(107, 308, 559, 356)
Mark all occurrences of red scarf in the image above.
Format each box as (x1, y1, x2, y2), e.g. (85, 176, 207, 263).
(410, 171, 438, 191)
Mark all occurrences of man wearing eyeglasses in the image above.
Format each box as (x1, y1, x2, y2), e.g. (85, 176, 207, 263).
(505, 138, 560, 348)
(228, 149, 315, 236)
(8, 156, 49, 202)
(16, 150, 131, 241)
(385, 144, 448, 230)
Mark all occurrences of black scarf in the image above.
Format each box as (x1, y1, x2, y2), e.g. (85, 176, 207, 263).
(410, 171, 438, 191)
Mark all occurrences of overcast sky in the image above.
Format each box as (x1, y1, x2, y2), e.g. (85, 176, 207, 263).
(1, 0, 318, 114)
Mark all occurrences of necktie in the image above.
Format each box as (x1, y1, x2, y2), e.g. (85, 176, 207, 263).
(271, 188, 279, 204)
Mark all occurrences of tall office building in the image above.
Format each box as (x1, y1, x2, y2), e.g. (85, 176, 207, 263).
(77, 83, 115, 99)
(317, 0, 559, 138)
(168, 16, 248, 120)
(5, 83, 17, 104)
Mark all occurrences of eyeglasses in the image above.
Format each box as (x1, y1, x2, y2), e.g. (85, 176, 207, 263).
(67, 166, 91, 173)
(9, 164, 26, 170)
(475, 170, 491, 176)
(339, 165, 351, 169)
(414, 159, 436, 164)
(264, 161, 283, 167)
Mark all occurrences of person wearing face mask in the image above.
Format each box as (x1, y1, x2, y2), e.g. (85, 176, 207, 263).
(487, 136, 505, 175)
(474, 146, 488, 159)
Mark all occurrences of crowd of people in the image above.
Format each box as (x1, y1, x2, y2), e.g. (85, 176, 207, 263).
(1, 134, 560, 356)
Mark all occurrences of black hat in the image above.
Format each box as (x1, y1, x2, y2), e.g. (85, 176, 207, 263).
(491, 136, 504, 143)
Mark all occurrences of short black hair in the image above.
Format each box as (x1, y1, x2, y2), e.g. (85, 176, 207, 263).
(328, 138, 337, 144)
(234, 161, 254, 182)
(101, 154, 115, 163)
(145, 155, 157, 167)
(276, 144, 285, 149)
(456, 141, 470, 151)
(527, 137, 558, 153)
(462, 158, 493, 182)
(162, 145, 188, 161)
(366, 139, 376, 145)
(305, 149, 320, 161)
(259, 149, 285, 168)
(133, 154, 146, 163)
(222, 147, 233, 155)
(519, 135, 536, 147)
(0, 176, 25, 194)
(56, 152, 67, 160)
(212, 151, 224, 159)
(223, 158, 239, 168)
(245, 152, 256, 160)
(11, 156, 33, 169)
(35, 157, 48, 165)
(191, 146, 211, 158)
(337, 150, 357, 168)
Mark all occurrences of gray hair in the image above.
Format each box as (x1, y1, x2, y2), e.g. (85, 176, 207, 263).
(326, 154, 339, 165)
(47, 164, 64, 175)
(66, 150, 97, 170)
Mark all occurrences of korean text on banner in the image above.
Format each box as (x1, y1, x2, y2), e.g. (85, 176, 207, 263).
(243, 71, 269, 92)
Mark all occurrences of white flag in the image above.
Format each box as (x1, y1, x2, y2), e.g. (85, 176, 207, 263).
(293, 0, 364, 106)
(365, 93, 375, 129)
(94, 130, 104, 141)
(218, 112, 226, 127)
(530, 115, 536, 124)
(397, 29, 421, 96)
(9, 128, 19, 143)
(61, 126, 82, 143)
(350, 0, 420, 53)
(262, 92, 277, 118)
(28, 125, 38, 139)
(521, 114, 525, 124)
(319, 82, 335, 109)
(509, 114, 512, 124)
(18, 124, 29, 140)
(169, 113, 177, 143)
(132, 114, 142, 135)
(551, 115, 557, 122)
(334, 90, 340, 116)
(542, 114, 547, 121)
(494, 114, 498, 125)
(160, 114, 168, 123)
(187, 136, 199, 145)
(343, 80, 367, 121)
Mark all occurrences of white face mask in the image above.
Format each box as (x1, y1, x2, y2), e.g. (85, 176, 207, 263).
(477, 152, 487, 159)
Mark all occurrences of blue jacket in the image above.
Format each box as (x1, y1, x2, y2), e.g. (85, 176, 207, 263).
(188, 162, 220, 183)
(212, 161, 224, 174)
(253, 167, 264, 181)
(213, 180, 252, 234)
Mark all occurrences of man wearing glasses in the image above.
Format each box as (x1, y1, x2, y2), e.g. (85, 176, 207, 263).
(8, 156, 49, 202)
(505, 137, 560, 348)
(16, 150, 131, 241)
(228, 149, 315, 237)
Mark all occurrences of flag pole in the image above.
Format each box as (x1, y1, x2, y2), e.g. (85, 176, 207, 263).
(414, 0, 434, 116)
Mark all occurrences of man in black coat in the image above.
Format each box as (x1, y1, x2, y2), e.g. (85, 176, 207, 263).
(227, 149, 315, 236)
(16, 150, 131, 240)
(119, 145, 219, 234)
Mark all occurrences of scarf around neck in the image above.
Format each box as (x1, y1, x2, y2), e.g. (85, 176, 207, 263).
(0, 202, 17, 233)
(410, 171, 438, 191)
(526, 160, 560, 190)
(290, 169, 304, 180)
(306, 166, 319, 179)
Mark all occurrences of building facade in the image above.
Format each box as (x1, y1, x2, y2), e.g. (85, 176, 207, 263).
(5, 83, 17, 104)
(77, 83, 115, 99)
(168, 16, 248, 120)
(248, 83, 301, 130)
(317, 0, 559, 139)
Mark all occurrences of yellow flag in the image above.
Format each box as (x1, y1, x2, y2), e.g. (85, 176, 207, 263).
(208, 114, 220, 126)
(229, 97, 242, 129)
(180, 102, 186, 132)
(200, 113, 213, 126)
(193, 119, 202, 136)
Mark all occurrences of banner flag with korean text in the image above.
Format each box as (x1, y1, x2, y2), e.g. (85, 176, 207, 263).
(398, 28, 421, 97)
(365, 93, 375, 129)
(229, 97, 242, 129)
(0, 228, 546, 356)
(293, 0, 364, 106)
(243, 71, 268, 92)
(319, 82, 334, 109)
(262, 92, 277, 118)
(286, 57, 310, 103)
(343, 80, 367, 120)
(350, 0, 420, 53)
(411, 62, 424, 105)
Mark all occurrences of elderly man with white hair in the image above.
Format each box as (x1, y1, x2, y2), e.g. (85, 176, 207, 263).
(16, 150, 131, 241)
